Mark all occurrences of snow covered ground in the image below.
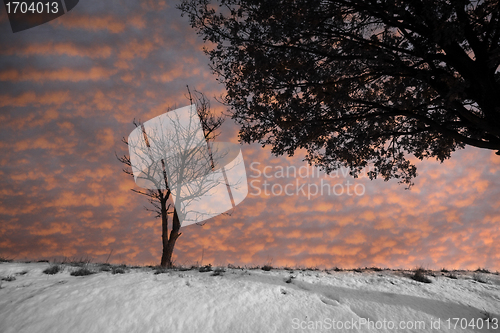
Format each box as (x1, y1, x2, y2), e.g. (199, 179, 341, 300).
(0, 262, 499, 333)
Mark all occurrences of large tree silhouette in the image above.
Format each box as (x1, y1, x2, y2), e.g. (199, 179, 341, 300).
(180, 0, 500, 186)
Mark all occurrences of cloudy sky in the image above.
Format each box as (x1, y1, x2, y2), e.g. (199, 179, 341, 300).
(1, 0, 499, 270)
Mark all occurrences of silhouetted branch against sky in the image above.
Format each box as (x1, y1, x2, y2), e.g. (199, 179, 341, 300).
(118, 90, 226, 219)
(179, 0, 500, 187)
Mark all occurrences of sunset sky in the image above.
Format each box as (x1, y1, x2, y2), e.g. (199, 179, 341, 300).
(1, 0, 499, 270)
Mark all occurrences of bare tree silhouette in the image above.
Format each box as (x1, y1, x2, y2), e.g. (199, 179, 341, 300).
(118, 89, 226, 267)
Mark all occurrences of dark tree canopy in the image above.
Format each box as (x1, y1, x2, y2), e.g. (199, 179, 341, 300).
(180, 0, 500, 186)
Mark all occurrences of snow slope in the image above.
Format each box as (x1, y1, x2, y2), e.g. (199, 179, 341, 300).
(0, 262, 499, 333)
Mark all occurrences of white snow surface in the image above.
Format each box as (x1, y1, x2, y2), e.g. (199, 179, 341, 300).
(0, 262, 499, 333)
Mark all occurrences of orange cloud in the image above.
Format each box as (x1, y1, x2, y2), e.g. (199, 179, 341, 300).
(53, 14, 127, 33)
(1, 42, 113, 59)
(0, 67, 117, 82)
(0, 91, 71, 107)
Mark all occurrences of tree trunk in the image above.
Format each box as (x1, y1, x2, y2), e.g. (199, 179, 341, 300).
(160, 207, 182, 268)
